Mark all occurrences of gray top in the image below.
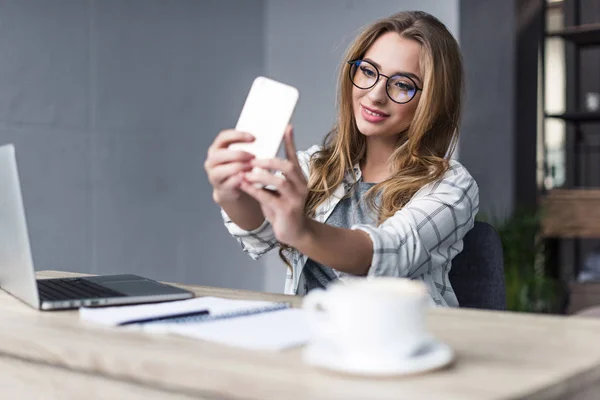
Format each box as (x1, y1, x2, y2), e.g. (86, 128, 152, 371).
(298, 181, 378, 294)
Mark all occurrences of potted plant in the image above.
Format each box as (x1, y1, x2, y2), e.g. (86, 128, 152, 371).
(478, 207, 564, 313)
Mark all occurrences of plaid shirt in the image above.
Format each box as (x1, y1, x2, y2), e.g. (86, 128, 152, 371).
(222, 145, 479, 307)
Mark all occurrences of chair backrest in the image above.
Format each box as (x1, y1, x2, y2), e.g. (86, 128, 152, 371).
(449, 221, 506, 310)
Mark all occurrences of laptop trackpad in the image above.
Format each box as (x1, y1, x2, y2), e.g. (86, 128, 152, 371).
(101, 280, 182, 296)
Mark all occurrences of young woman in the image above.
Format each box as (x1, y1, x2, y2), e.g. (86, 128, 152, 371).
(204, 11, 479, 307)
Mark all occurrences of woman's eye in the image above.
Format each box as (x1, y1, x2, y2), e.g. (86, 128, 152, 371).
(395, 82, 414, 91)
(360, 66, 376, 77)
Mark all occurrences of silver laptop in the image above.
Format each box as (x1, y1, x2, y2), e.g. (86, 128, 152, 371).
(0, 143, 194, 310)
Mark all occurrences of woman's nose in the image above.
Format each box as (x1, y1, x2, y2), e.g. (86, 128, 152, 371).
(367, 78, 388, 104)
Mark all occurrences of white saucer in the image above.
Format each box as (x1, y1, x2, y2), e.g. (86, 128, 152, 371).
(302, 338, 455, 377)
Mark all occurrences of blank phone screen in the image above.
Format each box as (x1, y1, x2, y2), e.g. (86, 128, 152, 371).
(230, 77, 299, 159)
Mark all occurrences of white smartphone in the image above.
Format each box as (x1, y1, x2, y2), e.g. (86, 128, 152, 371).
(229, 76, 299, 159)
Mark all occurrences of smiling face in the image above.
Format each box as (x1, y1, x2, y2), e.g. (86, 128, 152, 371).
(351, 32, 423, 140)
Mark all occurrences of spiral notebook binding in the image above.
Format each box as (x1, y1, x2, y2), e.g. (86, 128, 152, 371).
(143, 302, 290, 325)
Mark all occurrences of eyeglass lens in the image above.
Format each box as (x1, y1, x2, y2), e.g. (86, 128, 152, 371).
(349, 60, 418, 104)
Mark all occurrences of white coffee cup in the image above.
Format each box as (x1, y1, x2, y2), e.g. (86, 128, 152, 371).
(303, 277, 431, 365)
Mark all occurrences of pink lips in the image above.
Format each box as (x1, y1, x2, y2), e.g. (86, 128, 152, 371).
(360, 104, 389, 123)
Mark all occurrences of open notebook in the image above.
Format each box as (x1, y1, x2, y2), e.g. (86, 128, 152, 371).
(80, 297, 311, 351)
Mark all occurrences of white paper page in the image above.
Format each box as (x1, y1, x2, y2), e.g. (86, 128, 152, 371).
(144, 309, 311, 351)
(79, 297, 282, 326)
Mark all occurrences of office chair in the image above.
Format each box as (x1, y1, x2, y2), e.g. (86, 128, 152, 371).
(449, 221, 506, 310)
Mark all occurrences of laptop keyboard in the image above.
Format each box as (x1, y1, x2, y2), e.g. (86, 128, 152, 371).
(37, 278, 126, 301)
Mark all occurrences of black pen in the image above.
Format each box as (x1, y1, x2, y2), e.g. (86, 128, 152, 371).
(117, 309, 210, 326)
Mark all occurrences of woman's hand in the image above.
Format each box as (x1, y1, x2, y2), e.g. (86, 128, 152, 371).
(240, 125, 310, 246)
(204, 130, 255, 204)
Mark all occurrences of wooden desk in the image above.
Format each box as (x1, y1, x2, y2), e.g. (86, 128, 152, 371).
(2, 271, 600, 400)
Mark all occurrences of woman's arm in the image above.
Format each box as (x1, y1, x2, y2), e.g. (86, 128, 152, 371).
(242, 128, 479, 276)
(204, 128, 276, 259)
(294, 219, 373, 275)
(274, 163, 478, 277)
(217, 130, 319, 261)
(353, 163, 479, 279)
(221, 206, 277, 261)
(219, 194, 279, 261)
(218, 193, 265, 232)
(239, 127, 374, 274)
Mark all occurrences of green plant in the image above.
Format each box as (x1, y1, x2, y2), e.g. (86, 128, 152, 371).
(477, 207, 563, 313)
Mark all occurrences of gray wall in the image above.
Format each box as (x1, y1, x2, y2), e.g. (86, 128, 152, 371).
(458, 0, 516, 219)
(0, 0, 267, 290)
(262, 0, 459, 292)
(1, 0, 513, 294)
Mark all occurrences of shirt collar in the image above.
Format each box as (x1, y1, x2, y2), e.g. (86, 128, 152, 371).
(344, 163, 362, 183)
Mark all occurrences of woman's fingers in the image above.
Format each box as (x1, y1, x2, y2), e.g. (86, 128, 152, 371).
(204, 149, 254, 169)
(209, 130, 255, 152)
(240, 180, 282, 210)
(243, 168, 295, 198)
(251, 158, 305, 189)
(220, 172, 244, 191)
(283, 125, 301, 169)
(208, 162, 253, 185)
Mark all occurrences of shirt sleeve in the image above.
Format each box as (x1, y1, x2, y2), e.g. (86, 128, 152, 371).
(221, 209, 278, 260)
(351, 163, 479, 278)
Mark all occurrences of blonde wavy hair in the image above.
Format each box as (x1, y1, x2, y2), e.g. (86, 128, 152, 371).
(280, 11, 463, 266)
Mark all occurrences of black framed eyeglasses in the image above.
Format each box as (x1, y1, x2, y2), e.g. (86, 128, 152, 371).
(347, 59, 423, 104)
